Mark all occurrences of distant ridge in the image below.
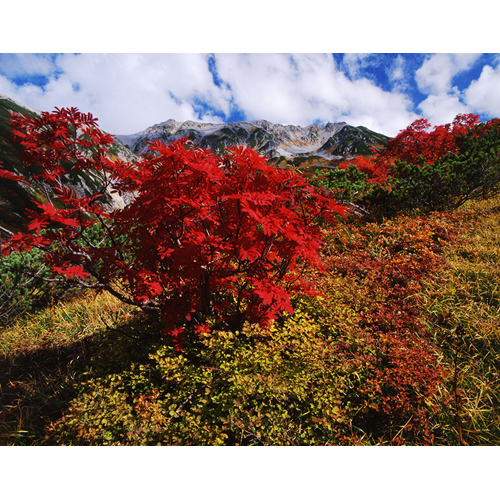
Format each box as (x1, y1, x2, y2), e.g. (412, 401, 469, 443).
(0, 92, 390, 230)
(115, 118, 390, 160)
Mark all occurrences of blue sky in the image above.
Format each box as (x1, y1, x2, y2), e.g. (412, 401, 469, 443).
(1, 4, 499, 138)
(1, 53, 499, 137)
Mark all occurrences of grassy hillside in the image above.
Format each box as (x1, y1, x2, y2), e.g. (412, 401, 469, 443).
(1, 196, 498, 445)
(0, 97, 39, 232)
(0, 97, 132, 233)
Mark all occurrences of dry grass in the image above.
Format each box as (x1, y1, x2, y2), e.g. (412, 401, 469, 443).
(1, 289, 135, 357)
(422, 197, 500, 445)
(0, 289, 138, 445)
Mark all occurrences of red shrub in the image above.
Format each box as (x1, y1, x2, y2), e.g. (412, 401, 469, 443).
(338, 154, 390, 184)
(1, 107, 345, 347)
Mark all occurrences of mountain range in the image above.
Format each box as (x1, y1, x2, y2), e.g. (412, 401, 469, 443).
(115, 118, 389, 161)
(0, 93, 390, 231)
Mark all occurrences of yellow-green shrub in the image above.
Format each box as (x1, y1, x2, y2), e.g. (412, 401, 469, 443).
(48, 308, 367, 445)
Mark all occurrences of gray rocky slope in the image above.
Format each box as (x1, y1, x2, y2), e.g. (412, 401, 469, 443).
(115, 118, 390, 160)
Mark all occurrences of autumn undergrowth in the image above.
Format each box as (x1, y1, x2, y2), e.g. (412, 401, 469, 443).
(421, 197, 500, 445)
(0, 290, 142, 444)
(1, 198, 499, 445)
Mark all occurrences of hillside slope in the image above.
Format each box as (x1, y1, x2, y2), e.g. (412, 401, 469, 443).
(0, 95, 133, 232)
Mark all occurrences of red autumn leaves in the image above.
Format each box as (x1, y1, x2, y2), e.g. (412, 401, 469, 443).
(1, 107, 345, 346)
(338, 113, 482, 184)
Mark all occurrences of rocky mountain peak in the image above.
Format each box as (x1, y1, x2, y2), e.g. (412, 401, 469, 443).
(116, 118, 389, 160)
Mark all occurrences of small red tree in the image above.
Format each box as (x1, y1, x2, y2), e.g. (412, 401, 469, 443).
(337, 154, 390, 184)
(338, 114, 482, 184)
(379, 113, 481, 165)
(0, 107, 345, 347)
(339, 113, 500, 215)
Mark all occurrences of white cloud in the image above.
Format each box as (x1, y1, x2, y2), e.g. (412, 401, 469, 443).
(0, 53, 418, 136)
(0, 74, 21, 98)
(340, 54, 370, 79)
(418, 93, 471, 125)
(214, 53, 415, 136)
(464, 61, 500, 117)
(0, 54, 231, 134)
(413, 53, 486, 125)
(390, 55, 405, 83)
(0, 53, 56, 79)
(415, 53, 480, 95)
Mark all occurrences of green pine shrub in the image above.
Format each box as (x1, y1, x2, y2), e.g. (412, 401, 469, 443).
(0, 247, 54, 325)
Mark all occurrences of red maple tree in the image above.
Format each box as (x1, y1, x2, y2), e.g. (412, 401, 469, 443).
(0, 107, 345, 347)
